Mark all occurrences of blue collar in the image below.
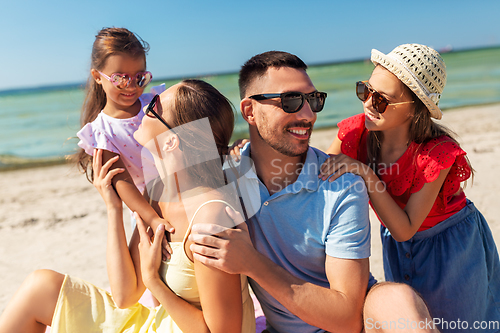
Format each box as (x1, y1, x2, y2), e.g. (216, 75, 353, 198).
(239, 143, 321, 194)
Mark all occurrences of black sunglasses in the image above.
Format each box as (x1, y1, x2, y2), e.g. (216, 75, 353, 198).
(356, 81, 414, 114)
(249, 91, 327, 113)
(145, 94, 172, 130)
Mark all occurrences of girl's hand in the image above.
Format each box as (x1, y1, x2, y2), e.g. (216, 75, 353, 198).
(150, 217, 173, 261)
(319, 153, 373, 183)
(229, 138, 249, 162)
(136, 212, 165, 288)
(93, 149, 125, 209)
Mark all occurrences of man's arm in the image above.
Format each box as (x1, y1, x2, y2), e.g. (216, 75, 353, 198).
(244, 250, 368, 333)
(189, 208, 369, 333)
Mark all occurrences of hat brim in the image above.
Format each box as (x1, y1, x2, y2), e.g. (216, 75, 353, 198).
(371, 49, 443, 119)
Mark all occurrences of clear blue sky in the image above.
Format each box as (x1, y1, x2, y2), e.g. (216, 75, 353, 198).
(1, 0, 499, 91)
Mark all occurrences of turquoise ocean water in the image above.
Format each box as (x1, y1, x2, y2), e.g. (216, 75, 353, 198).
(1, 47, 499, 169)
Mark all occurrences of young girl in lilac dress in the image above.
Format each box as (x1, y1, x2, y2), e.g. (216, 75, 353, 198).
(75, 27, 172, 236)
(321, 44, 500, 332)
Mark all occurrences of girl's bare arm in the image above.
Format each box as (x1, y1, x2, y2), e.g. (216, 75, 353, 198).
(320, 152, 452, 241)
(100, 150, 173, 233)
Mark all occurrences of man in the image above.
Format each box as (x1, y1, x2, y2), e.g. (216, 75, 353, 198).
(190, 51, 437, 333)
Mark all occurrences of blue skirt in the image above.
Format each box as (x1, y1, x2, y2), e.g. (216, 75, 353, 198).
(381, 201, 500, 333)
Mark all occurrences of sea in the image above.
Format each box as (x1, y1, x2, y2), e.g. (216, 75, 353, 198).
(1, 47, 499, 170)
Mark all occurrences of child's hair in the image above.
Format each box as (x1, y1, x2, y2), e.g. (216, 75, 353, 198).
(75, 27, 150, 182)
(170, 79, 235, 189)
(367, 84, 474, 182)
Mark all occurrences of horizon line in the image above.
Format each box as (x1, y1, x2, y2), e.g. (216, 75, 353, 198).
(1, 44, 499, 95)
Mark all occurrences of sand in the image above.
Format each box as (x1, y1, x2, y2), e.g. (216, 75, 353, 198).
(1, 103, 499, 314)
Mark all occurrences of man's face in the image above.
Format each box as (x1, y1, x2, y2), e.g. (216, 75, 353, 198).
(248, 67, 317, 157)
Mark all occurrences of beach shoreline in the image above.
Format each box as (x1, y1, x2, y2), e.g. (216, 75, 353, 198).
(2, 101, 500, 173)
(1, 103, 499, 314)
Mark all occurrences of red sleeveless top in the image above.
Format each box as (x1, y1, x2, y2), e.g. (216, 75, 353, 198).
(337, 114, 471, 231)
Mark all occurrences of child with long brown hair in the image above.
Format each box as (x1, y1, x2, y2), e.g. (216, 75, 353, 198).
(75, 27, 173, 240)
(320, 44, 500, 332)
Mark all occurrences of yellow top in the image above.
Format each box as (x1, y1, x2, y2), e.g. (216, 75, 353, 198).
(50, 199, 255, 332)
(158, 200, 251, 310)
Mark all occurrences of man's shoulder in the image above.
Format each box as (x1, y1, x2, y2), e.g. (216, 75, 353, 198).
(318, 174, 368, 213)
(309, 146, 328, 164)
(311, 148, 366, 191)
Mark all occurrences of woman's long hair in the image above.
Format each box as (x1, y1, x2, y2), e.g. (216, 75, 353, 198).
(74, 27, 149, 182)
(366, 84, 474, 183)
(169, 79, 235, 190)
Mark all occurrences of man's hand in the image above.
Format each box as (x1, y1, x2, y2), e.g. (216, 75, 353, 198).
(189, 207, 255, 275)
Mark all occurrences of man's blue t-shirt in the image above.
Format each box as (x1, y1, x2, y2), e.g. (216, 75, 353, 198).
(229, 144, 372, 333)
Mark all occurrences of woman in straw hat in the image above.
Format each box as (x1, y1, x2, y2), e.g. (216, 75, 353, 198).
(320, 44, 500, 332)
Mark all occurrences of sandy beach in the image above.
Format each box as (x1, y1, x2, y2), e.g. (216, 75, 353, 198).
(1, 103, 499, 315)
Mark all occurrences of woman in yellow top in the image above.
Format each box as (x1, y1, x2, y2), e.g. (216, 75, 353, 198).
(0, 79, 255, 333)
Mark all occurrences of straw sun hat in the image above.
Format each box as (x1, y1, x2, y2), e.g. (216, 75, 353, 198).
(371, 44, 446, 119)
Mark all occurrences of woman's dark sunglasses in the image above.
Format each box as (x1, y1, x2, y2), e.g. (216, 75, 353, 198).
(356, 81, 413, 114)
(249, 91, 327, 113)
(145, 94, 172, 130)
